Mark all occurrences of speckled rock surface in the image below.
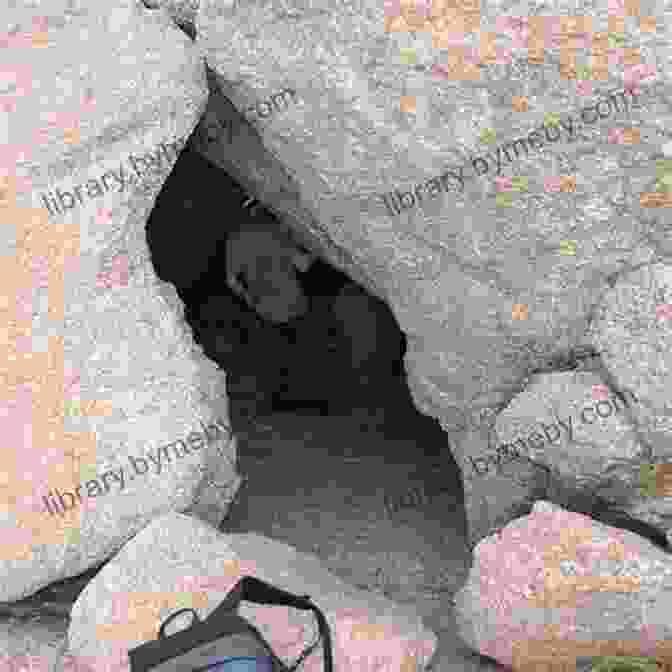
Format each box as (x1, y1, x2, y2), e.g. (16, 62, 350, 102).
(588, 262, 672, 481)
(454, 367, 665, 547)
(453, 500, 672, 672)
(0, 0, 240, 603)
(0, 611, 70, 672)
(156, 0, 672, 546)
(140, 0, 200, 33)
(217, 411, 512, 672)
(67, 511, 438, 672)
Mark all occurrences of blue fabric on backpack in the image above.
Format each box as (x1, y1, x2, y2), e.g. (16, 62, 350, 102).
(128, 576, 334, 672)
(206, 656, 274, 672)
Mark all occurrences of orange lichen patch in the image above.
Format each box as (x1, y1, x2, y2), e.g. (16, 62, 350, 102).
(591, 61, 609, 81)
(350, 623, 388, 641)
(222, 558, 244, 576)
(591, 33, 610, 80)
(459, 0, 481, 21)
(526, 43, 545, 65)
(623, 0, 642, 16)
(432, 0, 479, 19)
(97, 591, 209, 642)
(89, 399, 114, 417)
(511, 527, 650, 670)
(591, 63, 610, 81)
(0, 84, 121, 559)
(432, 24, 457, 49)
(591, 31, 609, 57)
(65, 397, 115, 418)
(608, 15, 625, 35)
(31, 29, 49, 48)
(512, 304, 528, 320)
(531, 574, 640, 608)
(640, 191, 672, 208)
(431, 18, 469, 44)
(558, 175, 576, 193)
(479, 31, 499, 64)
(559, 16, 592, 49)
(330, 610, 431, 672)
(402, 2, 431, 29)
(640, 15, 657, 31)
(543, 524, 594, 562)
(622, 47, 642, 68)
(0, 469, 87, 560)
(526, 16, 546, 65)
(511, 96, 530, 113)
(439, 46, 480, 80)
(12, 208, 80, 324)
(431, 0, 449, 17)
(388, 14, 434, 31)
(400, 95, 417, 113)
(386, 12, 422, 32)
(0, 172, 98, 554)
(656, 463, 672, 496)
(606, 539, 627, 561)
(29, 17, 51, 48)
(62, 127, 81, 146)
(513, 637, 672, 672)
(431, 0, 480, 32)
(559, 51, 578, 79)
(478, 513, 668, 672)
(15, 503, 80, 547)
(400, 652, 423, 672)
(621, 128, 641, 144)
(527, 523, 639, 605)
(385, 0, 433, 31)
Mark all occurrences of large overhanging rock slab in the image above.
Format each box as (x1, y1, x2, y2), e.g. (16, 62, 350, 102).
(155, 0, 672, 545)
(0, 0, 241, 603)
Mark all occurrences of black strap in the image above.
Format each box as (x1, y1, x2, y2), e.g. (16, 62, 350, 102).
(207, 577, 333, 672)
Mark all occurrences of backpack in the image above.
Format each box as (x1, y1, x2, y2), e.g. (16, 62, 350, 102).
(128, 575, 334, 672)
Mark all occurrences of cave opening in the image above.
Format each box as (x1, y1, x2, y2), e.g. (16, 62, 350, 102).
(144, 138, 451, 464)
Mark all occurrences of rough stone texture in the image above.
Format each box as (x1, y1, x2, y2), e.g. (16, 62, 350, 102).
(453, 500, 672, 672)
(220, 412, 499, 672)
(493, 371, 644, 489)
(67, 512, 438, 672)
(155, 0, 672, 545)
(0, 1, 241, 603)
(0, 562, 108, 622)
(188, 58, 380, 302)
(455, 367, 669, 547)
(140, 0, 200, 33)
(588, 262, 672, 526)
(0, 611, 70, 672)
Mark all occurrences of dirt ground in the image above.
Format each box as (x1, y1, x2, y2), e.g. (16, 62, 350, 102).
(0, 399, 506, 671)
(221, 407, 506, 672)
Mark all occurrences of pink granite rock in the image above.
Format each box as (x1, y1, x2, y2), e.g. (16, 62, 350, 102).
(68, 512, 438, 672)
(0, 0, 241, 603)
(453, 500, 672, 672)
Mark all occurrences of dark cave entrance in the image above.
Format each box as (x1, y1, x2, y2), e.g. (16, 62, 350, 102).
(144, 139, 449, 461)
(144, 133, 672, 557)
